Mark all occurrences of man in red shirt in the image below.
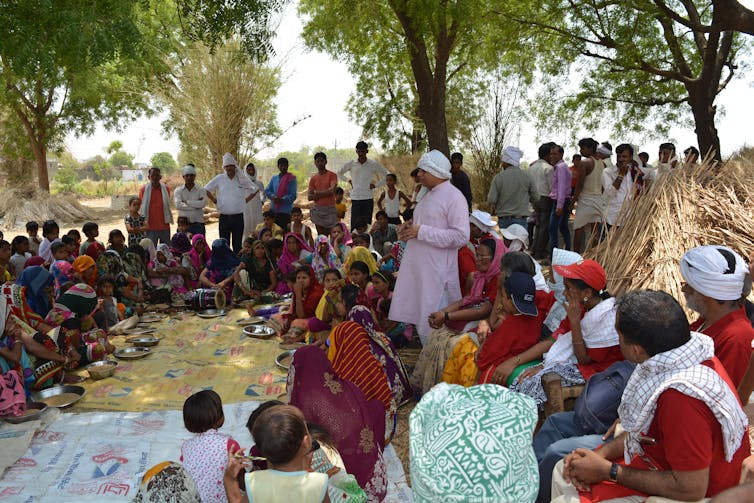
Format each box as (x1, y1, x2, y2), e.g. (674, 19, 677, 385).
(307, 152, 339, 236)
(551, 290, 749, 502)
(138, 167, 172, 245)
(680, 245, 754, 385)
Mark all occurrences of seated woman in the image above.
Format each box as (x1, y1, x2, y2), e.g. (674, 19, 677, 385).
(119, 245, 149, 313)
(1, 303, 35, 391)
(288, 345, 388, 502)
(411, 237, 504, 395)
(276, 233, 313, 294)
(306, 235, 341, 284)
(72, 255, 97, 288)
(106, 229, 127, 257)
(232, 240, 277, 302)
(510, 259, 623, 406)
(344, 260, 372, 307)
(44, 283, 115, 366)
(148, 244, 189, 294)
(313, 269, 345, 332)
(342, 246, 377, 278)
(169, 232, 192, 260)
(265, 266, 324, 343)
(0, 366, 26, 418)
(329, 222, 352, 262)
(199, 239, 239, 300)
(2, 267, 79, 387)
(182, 234, 211, 290)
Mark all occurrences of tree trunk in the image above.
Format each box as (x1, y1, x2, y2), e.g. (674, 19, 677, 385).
(686, 85, 721, 161)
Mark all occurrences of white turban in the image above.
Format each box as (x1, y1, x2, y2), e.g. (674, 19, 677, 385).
(181, 164, 196, 175)
(501, 146, 523, 166)
(680, 245, 748, 301)
(597, 145, 612, 156)
(222, 152, 237, 167)
(417, 149, 451, 179)
(469, 210, 497, 234)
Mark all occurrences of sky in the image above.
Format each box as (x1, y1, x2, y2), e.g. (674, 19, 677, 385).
(65, 3, 754, 166)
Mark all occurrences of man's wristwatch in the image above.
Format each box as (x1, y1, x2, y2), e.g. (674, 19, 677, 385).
(608, 462, 619, 482)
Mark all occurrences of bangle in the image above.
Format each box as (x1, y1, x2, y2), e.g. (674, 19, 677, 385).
(444, 312, 450, 322)
(515, 355, 521, 365)
(609, 462, 619, 482)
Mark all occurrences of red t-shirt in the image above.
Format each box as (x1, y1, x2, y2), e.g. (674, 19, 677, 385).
(691, 307, 754, 386)
(308, 170, 338, 206)
(139, 184, 171, 231)
(458, 246, 476, 297)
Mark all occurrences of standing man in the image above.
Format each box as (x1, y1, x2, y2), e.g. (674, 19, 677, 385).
(243, 162, 265, 240)
(173, 164, 207, 236)
(390, 150, 469, 345)
(307, 152, 339, 236)
(549, 143, 572, 252)
(205, 153, 258, 252)
(487, 146, 537, 229)
(264, 157, 297, 231)
(529, 142, 554, 259)
(138, 167, 173, 245)
(602, 143, 635, 231)
(572, 138, 605, 253)
(450, 152, 473, 212)
(338, 141, 389, 226)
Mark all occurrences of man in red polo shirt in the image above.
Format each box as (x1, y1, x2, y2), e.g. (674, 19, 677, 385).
(680, 245, 754, 385)
(551, 290, 749, 502)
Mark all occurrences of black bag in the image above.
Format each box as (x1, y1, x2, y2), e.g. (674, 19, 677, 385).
(573, 360, 635, 434)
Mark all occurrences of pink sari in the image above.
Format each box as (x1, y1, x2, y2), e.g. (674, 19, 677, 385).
(288, 345, 387, 502)
(0, 370, 26, 417)
(275, 233, 313, 294)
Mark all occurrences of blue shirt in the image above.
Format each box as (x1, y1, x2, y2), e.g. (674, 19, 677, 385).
(264, 173, 297, 215)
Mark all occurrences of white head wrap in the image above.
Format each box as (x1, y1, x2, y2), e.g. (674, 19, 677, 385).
(501, 224, 529, 248)
(469, 210, 497, 235)
(222, 152, 237, 167)
(181, 165, 196, 175)
(501, 146, 523, 166)
(597, 145, 612, 157)
(417, 149, 451, 179)
(680, 245, 747, 301)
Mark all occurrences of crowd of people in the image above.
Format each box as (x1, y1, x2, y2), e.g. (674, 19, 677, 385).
(0, 140, 752, 502)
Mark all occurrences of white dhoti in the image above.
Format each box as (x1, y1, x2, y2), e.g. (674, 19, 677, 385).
(573, 192, 604, 229)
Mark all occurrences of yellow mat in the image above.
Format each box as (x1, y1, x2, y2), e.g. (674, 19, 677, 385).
(68, 309, 288, 412)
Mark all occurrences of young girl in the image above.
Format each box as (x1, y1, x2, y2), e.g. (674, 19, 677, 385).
(181, 390, 240, 503)
(276, 233, 313, 294)
(314, 268, 344, 328)
(149, 244, 188, 294)
(182, 235, 211, 290)
(176, 216, 192, 239)
(367, 270, 392, 313)
(79, 222, 102, 257)
(107, 229, 127, 257)
(329, 223, 351, 261)
(287, 207, 314, 248)
(346, 260, 371, 307)
(224, 405, 330, 503)
(267, 266, 323, 343)
(124, 197, 148, 247)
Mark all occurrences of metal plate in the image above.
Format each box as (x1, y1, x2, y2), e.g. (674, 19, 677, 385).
(197, 309, 228, 318)
(275, 350, 296, 371)
(126, 337, 160, 347)
(32, 385, 86, 408)
(124, 327, 156, 336)
(253, 304, 275, 311)
(139, 314, 162, 323)
(2, 402, 48, 423)
(243, 325, 276, 339)
(236, 316, 265, 326)
(114, 347, 152, 360)
(85, 360, 119, 380)
(278, 342, 306, 350)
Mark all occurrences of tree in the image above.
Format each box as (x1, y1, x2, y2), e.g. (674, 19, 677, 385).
(151, 152, 178, 174)
(498, 0, 750, 159)
(299, 0, 511, 156)
(158, 41, 281, 180)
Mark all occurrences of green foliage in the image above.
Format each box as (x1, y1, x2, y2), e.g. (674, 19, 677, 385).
(52, 164, 78, 193)
(259, 146, 356, 188)
(108, 151, 134, 169)
(151, 152, 178, 174)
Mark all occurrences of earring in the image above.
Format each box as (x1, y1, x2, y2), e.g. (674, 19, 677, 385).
(583, 296, 589, 303)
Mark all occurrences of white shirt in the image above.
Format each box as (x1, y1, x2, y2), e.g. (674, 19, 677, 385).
(205, 172, 257, 215)
(602, 164, 633, 226)
(173, 184, 207, 223)
(338, 158, 389, 200)
(528, 159, 553, 198)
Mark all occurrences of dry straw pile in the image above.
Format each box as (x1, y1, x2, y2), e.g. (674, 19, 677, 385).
(587, 158, 754, 305)
(0, 188, 94, 229)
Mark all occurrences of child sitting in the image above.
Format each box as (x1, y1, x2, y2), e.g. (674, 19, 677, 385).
(256, 210, 285, 240)
(38, 220, 59, 263)
(224, 404, 330, 503)
(176, 216, 193, 240)
(94, 276, 123, 331)
(181, 390, 240, 503)
(79, 222, 103, 257)
(148, 244, 188, 294)
(26, 221, 41, 256)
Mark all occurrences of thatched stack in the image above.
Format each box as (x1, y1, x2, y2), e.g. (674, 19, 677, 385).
(586, 159, 754, 305)
(0, 188, 95, 229)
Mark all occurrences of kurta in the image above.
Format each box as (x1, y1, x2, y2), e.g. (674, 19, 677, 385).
(242, 175, 265, 239)
(389, 180, 469, 343)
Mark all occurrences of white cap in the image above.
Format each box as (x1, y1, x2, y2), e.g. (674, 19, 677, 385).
(469, 210, 496, 234)
(501, 224, 529, 247)
(222, 152, 237, 167)
(181, 165, 196, 175)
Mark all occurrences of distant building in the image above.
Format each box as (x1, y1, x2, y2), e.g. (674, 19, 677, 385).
(120, 165, 149, 182)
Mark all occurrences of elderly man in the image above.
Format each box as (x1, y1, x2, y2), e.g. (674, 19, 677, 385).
(338, 141, 389, 226)
(680, 245, 754, 384)
(205, 153, 258, 252)
(572, 138, 606, 253)
(552, 290, 749, 502)
(264, 157, 297, 230)
(390, 150, 470, 345)
(529, 142, 554, 259)
(487, 146, 537, 229)
(138, 167, 173, 245)
(173, 164, 207, 236)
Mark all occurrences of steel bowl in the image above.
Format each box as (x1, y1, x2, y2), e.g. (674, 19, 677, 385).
(2, 402, 48, 424)
(114, 347, 152, 360)
(275, 349, 296, 371)
(243, 325, 276, 339)
(126, 336, 160, 347)
(85, 360, 119, 380)
(32, 385, 86, 408)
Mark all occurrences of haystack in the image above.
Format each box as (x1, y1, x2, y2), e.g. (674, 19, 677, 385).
(586, 159, 754, 306)
(0, 188, 95, 230)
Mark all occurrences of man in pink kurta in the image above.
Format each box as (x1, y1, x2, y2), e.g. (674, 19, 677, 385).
(390, 150, 470, 345)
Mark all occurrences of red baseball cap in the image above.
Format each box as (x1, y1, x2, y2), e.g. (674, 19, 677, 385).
(553, 259, 607, 292)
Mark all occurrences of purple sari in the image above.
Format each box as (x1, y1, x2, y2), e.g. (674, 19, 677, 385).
(348, 305, 411, 409)
(288, 345, 387, 502)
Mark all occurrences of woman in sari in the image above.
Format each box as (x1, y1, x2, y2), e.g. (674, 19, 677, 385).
(182, 234, 211, 290)
(288, 345, 387, 503)
(306, 235, 341, 284)
(139, 238, 158, 264)
(330, 222, 352, 262)
(232, 240, 277, 302)
(72, 255, 97, 288)
(199, 239, 239, 300)
(44, 283, 115, 365)
(107, 229, 128, 257)
(170, 232, 192, 258)
(149, 244, 188, 294)
(275, 233, 313, 294)
(51, 260, 76, 298)
(264, 266, 324, 342)
(342, 246, 378, 277)
(84, 241, 105, 262)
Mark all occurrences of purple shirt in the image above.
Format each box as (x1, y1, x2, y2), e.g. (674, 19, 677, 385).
(549, 159, 572, 210)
